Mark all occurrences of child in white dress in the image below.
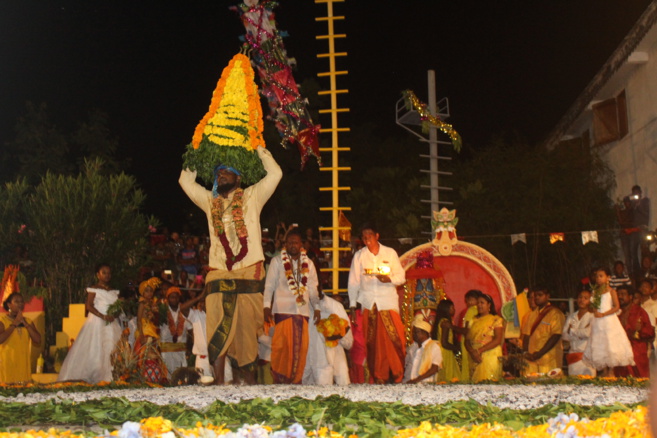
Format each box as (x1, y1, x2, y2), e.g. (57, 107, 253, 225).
(583, 267, 635, 377)
(57, 263, 121, 383)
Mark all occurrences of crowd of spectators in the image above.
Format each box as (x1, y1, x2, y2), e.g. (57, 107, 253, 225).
(142, 224, 363, 299)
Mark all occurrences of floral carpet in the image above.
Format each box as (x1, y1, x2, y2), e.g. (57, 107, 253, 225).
(0, 380, 650, 437)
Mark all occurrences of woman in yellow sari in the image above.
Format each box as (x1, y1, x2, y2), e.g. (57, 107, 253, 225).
(465, 293, 504, 383)
(0, 293, 41, 383)
(434, 299, 461, 382)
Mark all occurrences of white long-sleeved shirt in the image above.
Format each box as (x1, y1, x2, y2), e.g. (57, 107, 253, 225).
(303, 296, 353, 385)
(159, 306, 192, 343)
(319, 295, 354, 351)
(178, 147, 282, 271)
(561, 310, 593, 353)
(641, 299, 657, 327)
(348, 243, 405, 312)
(641, 298, 657, 350)
(263, 253, 320, 317)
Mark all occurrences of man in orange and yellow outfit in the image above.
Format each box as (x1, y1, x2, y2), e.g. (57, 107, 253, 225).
(521, 289, 565, 376)
(263, 229, 320, 383)
(348, 225, 406, 383)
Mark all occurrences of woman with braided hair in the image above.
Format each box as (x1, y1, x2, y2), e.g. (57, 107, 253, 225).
(58, 263, 121, 383)
(134, 277, 167, 384)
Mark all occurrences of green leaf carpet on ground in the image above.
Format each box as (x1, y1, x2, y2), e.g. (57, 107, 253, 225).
(0, 395, 645, 436)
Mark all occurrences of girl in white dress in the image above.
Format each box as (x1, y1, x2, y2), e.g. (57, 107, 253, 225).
(583, 267, 635, 377)
(57, 263, 121, 383)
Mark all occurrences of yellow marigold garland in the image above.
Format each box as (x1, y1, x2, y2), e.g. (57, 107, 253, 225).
(317, 313, 350, 347)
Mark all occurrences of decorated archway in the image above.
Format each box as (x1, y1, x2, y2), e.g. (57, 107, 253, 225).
(398, 209, 517, 343)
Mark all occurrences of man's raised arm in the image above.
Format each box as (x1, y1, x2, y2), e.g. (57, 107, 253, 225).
(252, 146, 283, 208)
(179, 169, 210, 211)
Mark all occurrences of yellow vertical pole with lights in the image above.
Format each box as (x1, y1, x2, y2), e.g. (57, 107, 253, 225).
(315, 0, 350, 294)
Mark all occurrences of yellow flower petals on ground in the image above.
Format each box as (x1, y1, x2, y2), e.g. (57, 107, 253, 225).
(0, 408, 649, 437)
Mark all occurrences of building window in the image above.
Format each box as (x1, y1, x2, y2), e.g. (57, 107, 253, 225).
(592, 90, 628, 146)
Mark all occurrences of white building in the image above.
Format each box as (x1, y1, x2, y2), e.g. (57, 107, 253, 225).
(544, 2, 657, 230)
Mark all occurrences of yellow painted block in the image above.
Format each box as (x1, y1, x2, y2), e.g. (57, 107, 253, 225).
(51, 303, 87, 356)
(31, 373, 58, 384)
(61, 303, 86, 345)
(55, 331, 69, 349)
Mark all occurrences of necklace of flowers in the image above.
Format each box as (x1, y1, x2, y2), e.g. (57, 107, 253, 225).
(167, 307, 185, 343)
(281, 249, 310, 306)
(211, 188, 248, 271)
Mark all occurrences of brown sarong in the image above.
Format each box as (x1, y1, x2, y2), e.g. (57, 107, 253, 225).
(205, 264, 265, 370)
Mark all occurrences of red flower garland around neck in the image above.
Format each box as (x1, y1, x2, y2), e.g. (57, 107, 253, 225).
(211, 188, 248, 271)
(281, 249, 310, 306)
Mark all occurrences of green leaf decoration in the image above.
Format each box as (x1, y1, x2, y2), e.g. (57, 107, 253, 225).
(0, 396, 642, 436)
(182, 136, 266, 186)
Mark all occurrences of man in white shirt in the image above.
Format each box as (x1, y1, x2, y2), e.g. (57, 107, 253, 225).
(404, 316, 442, 384)
(179, 146, 282, 384)
(348, 224, 406, 383)
(562, 290, 596, 377)
(638, 278, 657, 356)
(159, 287, 192, 380)
(639, 279, 657, 326)
(263, 229, 320, 383)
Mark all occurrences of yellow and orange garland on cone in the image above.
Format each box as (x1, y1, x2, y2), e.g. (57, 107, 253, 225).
(192, 53, 264, 152)
(182, 52, 266, 185)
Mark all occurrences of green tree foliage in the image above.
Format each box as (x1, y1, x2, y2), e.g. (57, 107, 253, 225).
(348, 167, 426, 242)
(2, 102, 124, 184)
(2, 102, 71, 184)
(70, 109, 123, 174)
(18, 159, 153, 346)
(453, 135, 617, 296)
(343, 124, 428, 243)
(0, 180, 30, 265)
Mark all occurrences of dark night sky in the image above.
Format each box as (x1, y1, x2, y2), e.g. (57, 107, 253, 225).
(0, 0, 652, 229)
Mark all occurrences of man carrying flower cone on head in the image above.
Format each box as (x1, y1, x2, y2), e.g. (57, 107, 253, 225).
(263, 228, 320, 384)
(179, 52, 282, 384)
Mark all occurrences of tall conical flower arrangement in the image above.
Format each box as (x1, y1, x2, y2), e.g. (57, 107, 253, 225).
(182, 53, 266, 185)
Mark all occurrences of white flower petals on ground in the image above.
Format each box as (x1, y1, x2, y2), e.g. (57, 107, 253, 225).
(0, 384, 646, 411)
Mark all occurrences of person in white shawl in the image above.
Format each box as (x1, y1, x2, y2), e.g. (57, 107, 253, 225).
(303, 293, 353, 385)
(562, 290, 596, 377)
(403, 315, 442, 384)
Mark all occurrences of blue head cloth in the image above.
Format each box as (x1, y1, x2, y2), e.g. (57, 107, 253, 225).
(212, 164, 242, 197)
